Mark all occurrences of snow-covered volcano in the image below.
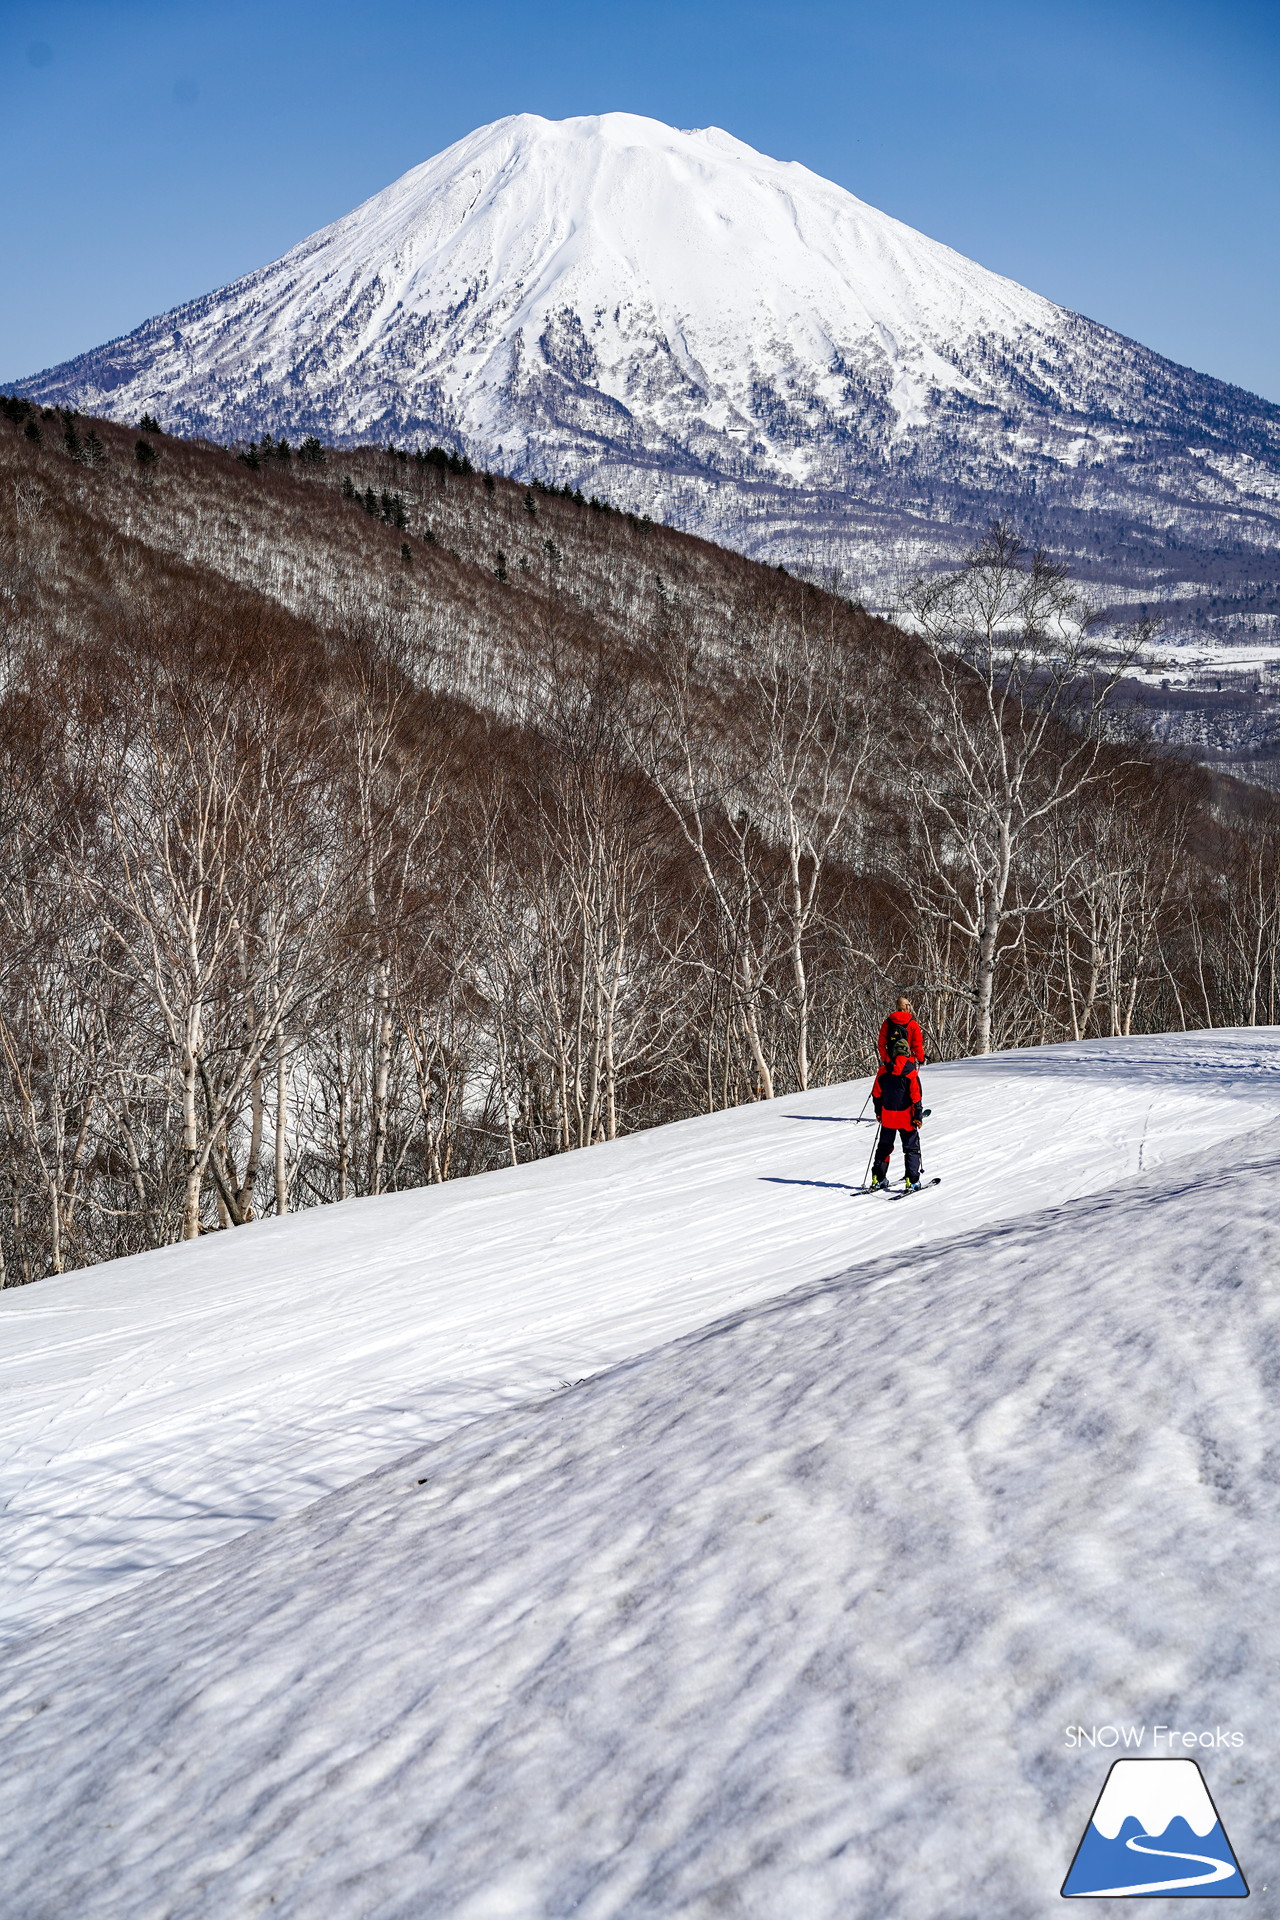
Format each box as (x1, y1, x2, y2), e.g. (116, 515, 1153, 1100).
(13, 113, 1280, 633)
(11, 113, 1057, 453)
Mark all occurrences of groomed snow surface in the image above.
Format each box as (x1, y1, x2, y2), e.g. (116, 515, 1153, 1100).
(3, 1033, 1279, 1917)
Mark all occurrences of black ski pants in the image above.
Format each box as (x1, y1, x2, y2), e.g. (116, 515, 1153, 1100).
(873, 1124, 921, 1183)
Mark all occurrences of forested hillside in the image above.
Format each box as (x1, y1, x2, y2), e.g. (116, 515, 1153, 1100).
(3, 399, 1278, 1281)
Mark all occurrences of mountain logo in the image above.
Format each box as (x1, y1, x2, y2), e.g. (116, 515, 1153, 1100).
(1062, 1758, 1248, 1897)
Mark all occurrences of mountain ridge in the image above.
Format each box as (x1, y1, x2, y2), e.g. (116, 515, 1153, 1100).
(12, 111, 1280, 641)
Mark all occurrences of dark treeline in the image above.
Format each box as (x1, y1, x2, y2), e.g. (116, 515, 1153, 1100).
(2, 401, 1279, 1282)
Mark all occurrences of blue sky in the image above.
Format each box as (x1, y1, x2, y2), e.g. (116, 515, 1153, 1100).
(2, 0, 1278, 400)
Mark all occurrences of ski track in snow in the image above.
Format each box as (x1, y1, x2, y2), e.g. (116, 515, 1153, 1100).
(2, 1033, 1280, 1648)
(1, 1031, 1279, 1916)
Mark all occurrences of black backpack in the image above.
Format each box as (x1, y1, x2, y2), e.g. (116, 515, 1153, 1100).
(885, 1019, 913, 1062)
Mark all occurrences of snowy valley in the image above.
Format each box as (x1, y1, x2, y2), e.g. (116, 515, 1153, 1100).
(3, 1031, 1280, 1916)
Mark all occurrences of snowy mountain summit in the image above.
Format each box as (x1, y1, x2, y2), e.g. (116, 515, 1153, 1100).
(13, 113, 1055, 445)
(15, 112, 1280, 634)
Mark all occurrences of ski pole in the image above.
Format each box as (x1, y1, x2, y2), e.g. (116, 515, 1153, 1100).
(860, 1128, 879, 1191)
(853, 1052, 881, 1122)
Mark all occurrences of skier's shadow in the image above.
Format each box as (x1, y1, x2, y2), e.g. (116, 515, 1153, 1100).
(783, 1113, 876, 1124)
(761, 1176, 861, 1191)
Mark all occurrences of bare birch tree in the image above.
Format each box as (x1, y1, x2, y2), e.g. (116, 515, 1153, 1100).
(900, 522, 1146, 1054)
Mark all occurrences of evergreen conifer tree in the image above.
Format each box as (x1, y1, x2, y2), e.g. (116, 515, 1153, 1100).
(135, 438, 157, 468)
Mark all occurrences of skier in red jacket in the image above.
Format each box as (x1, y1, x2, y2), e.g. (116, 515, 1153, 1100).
(878, 996, 925, 1068)
(868, 1033, 924, 1191)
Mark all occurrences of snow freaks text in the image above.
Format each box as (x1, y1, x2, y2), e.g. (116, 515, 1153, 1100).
(1064, 1726, 1245, 1751)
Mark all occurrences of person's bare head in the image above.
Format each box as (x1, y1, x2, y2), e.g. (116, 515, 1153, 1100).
(895, 995, 912, 1014)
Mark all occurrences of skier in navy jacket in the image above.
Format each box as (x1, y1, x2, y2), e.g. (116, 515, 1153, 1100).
(868, 1034, 924, 1191)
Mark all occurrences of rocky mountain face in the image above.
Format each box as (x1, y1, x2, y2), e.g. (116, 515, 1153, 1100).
(12, 112, 1280, 642)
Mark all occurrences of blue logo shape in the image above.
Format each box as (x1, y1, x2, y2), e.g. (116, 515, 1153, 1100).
(1062, 1758, 1248, 1898)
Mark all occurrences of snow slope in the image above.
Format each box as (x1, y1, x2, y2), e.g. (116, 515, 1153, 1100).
(12, 112, 1280, 640)
(3, 1034, 1279, 1649)
(3, 1031, 1280, 1916)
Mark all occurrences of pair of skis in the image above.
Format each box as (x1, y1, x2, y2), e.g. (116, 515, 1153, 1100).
(854, 1100, 938, 1198)
(854, 1176, 942, 1199)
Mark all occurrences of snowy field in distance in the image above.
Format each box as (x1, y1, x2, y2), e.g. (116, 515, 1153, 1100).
(1129, 638, 1280, 686)
(3, 1030, 1280, 1916)
(4, 1032, 1280, 1646)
